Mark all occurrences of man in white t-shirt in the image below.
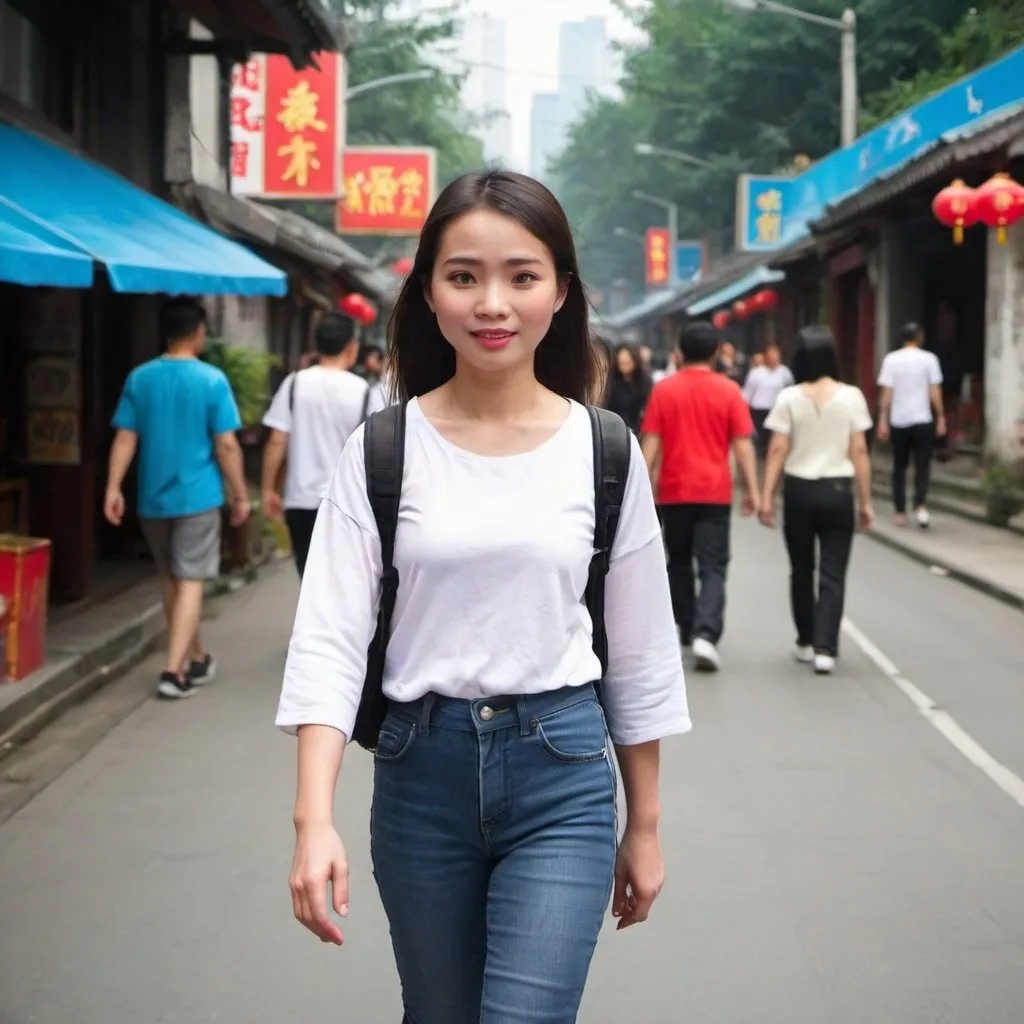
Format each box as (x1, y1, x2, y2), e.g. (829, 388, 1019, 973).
(877, 321, 947, 528)
(261, 313, 370, 576)
(742, 343, 795, 456)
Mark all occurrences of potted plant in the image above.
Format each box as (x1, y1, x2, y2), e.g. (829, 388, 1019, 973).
(980, 458, 1024, 528)
(202, 340, 279, 572)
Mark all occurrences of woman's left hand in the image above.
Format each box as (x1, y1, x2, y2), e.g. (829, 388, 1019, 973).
(612, 825, 664, 930)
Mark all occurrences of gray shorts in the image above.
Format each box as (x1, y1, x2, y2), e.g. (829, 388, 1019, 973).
(141, 508, 222, 581)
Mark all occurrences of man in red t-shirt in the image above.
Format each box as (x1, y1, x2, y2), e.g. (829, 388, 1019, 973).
(641, 320, 759, 672)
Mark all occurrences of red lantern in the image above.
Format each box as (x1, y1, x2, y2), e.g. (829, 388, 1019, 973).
(974, 172, 1024, 245)
(357, 299, 378, 326)
(338, 292, 365, 319)
(751, 288, 779, 312)
(392, 256, 414, 277)
(732, 299, 750, 321)
(712, 310, 730, 330)
(931, 178, 979, 245)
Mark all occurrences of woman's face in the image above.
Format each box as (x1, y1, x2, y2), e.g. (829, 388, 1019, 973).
(615, 347, 636, 376)
(425, 209, 567, 375)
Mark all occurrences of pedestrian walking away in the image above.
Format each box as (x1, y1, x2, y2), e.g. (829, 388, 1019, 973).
(640, 320, 760, 673)
(742, 342, 794, 457)
(758, 326, 875, 675)
(261, 312, 370, 578)
(103, 298, 250, 699)
(876, 322, 947, 529)
(276, 169, 690, 1024)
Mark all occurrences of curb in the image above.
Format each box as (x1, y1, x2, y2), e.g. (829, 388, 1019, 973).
(864, 527, 1024, 614)
(0, 553, 283, 760)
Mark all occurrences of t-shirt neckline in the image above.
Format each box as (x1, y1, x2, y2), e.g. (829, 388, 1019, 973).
(409, 396, 577, 463)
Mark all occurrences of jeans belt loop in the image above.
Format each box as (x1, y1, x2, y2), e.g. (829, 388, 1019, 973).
(418, 693, 437, 737)
(516, 695, 532, 737)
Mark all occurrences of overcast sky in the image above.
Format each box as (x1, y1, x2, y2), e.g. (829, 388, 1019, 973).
(461, 0, 639, 169)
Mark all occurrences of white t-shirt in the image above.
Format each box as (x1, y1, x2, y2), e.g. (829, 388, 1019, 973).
(276, 399, 691, 747)
(263, 367, 370, 510)
(743, 365, 795, 411)
(764, 384, 873, 479)
(877, 347, 942, 428)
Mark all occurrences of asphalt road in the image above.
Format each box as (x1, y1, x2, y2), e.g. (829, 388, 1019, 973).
(1, 518, 1023, 1024)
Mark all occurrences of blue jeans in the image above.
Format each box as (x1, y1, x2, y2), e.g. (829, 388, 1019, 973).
(370, 682, 617, 1024)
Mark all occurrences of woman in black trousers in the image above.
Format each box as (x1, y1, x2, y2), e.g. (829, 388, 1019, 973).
(758, 326, 875, 675)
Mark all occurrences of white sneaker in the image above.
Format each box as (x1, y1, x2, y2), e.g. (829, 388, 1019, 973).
(813, 654, 836, 675)
(793, 645, 814, 664)
(915, 507, 931, 529)
(692, 638, 721, 672)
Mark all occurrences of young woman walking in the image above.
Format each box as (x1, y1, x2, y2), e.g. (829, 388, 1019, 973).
(276, 170, 690, 1024)
(758, 326, 874, 675)
(603, 342, 653, 435)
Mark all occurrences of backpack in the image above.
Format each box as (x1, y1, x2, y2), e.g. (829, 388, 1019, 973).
(350, 402, 631, 751)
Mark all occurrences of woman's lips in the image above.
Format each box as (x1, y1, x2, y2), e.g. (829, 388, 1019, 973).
(471, 329, 516, 350)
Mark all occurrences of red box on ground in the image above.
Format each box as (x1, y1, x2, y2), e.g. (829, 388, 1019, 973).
(0, 535, 51, 682)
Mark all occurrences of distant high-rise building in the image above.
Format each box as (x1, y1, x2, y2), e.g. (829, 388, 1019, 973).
(557, 17, 613, 126)
(459, 13, 512, 165)
(530, 92, 566, 182)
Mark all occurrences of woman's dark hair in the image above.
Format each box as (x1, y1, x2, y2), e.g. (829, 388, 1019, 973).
(386, 170, 598, 403)
(791, 325, 840, 384)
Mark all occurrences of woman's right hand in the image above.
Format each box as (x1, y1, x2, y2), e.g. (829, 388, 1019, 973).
(289, 821, 349, 945)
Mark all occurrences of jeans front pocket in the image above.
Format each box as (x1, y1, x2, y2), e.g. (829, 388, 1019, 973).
(534, 698, 609, 764)
(373, 712, 417, 765)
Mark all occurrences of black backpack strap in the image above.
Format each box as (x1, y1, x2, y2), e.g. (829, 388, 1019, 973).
(352, 402, 407, 749)
(585, 405, 631, 680)
(288, 370, 297, 414)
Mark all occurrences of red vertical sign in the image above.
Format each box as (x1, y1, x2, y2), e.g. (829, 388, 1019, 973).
(645, 227, 670, 286)
(262, 53, 340, 199)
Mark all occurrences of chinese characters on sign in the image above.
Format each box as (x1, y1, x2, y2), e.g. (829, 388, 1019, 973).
(263, 53, 342, 198)
(229, 53, 345, 199)
(735, 174, 792, 252)
(229, 56, 266, 196)
(645, 227, 671, 287)
(337, 148, 437, 236)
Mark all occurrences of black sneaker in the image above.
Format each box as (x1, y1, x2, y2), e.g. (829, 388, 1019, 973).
(188, 654, 217, 685)
(157, 671, 195, 699)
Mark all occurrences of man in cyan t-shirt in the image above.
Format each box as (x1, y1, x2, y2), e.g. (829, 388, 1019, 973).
(104, 298, 250, 699)
(641, 321, 759, 673)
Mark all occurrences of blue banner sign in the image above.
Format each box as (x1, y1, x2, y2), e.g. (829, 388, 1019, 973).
(676, 241, 704, 282)
(736, 175, 792, 252)
(735, 44, 1024, 251)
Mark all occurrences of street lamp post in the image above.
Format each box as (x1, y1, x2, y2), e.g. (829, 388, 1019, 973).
(345, 69, 435, 101)
(634, 143, 717, 171)
(614, 226, 646, 245)
(723, 0, 858, 149)
(632, 190, 679, 285)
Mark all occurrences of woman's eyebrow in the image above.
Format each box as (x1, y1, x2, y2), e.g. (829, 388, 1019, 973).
(441, 256, 546, 267)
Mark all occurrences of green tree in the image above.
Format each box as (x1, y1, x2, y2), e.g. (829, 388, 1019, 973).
(553, 0, 1005, 298)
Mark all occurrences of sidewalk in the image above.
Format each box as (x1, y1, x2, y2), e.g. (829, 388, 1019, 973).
(867, 509, 1024, 612)
(0, 557, 276, 756)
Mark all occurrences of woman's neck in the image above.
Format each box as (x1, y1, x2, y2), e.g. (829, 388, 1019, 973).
(445, 359, 546, 422)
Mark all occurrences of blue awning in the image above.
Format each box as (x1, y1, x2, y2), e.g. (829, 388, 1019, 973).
(687, 266, 785, 316)
(0, 197, 94, 288)
(0, 125, 287, 296)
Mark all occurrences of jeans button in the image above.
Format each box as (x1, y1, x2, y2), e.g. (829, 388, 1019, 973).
(479, 705, 495, 722)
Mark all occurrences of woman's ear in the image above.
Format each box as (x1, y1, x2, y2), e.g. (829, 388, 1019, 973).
(553, 274, 571, 315)
(423, 278, 435, 314)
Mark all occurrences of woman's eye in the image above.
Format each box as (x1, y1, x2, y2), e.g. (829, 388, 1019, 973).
(449, 272, 474, 285)
(513, 272, 538, 285)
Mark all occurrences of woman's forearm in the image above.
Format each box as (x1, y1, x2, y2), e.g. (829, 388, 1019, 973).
(614, 740, 661, 832)
(293, 724, 347, 829)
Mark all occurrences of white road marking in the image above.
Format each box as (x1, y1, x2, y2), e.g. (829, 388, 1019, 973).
(842, 617, 1024, 809)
